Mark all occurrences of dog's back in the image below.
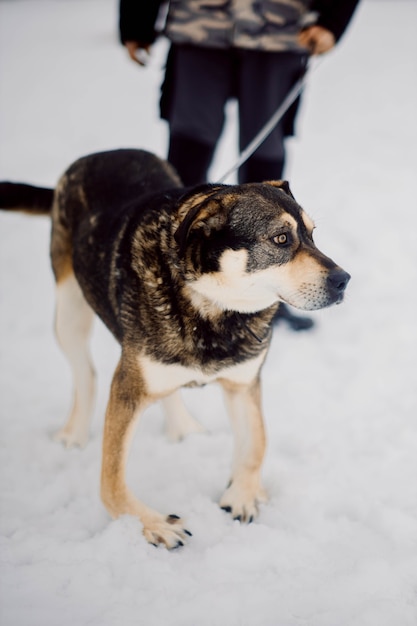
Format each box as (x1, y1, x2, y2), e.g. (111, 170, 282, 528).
(49, 149, 184, 340)
(0, 148, 182, 217)
(0, 149, 184, 341)
(59, 148, 182, 218)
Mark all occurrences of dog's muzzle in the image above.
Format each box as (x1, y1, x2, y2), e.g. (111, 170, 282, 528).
(327, 268, 351, 303)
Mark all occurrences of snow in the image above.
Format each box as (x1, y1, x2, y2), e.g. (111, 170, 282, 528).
(0, 1, 416, 624)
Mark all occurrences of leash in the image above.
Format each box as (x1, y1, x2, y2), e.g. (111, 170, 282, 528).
(217, 57, 322, 184)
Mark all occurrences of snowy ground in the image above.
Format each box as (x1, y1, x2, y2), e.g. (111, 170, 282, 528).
(1, 1, 417, 625)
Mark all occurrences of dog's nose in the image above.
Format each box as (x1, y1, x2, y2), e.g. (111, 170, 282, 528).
(327, 268, 351, 294)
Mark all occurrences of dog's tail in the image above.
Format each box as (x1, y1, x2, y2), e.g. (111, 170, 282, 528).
(0, 182, 54, 216)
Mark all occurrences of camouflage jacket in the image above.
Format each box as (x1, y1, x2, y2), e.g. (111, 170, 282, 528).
(163, 0, 314, 52)
(120, 0, 359, 52)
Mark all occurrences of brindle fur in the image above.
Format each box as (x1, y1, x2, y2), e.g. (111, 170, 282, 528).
(0, 148, 350, 548)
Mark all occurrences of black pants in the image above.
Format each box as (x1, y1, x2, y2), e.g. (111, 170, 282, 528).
(162, 45, 308, 184)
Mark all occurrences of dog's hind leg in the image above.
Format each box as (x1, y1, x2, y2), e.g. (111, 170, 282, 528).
(161, 390, 205, 442)
(101, 356, 192, 548)
(219, 377, 268, 523)
(53, 271, 96, 448)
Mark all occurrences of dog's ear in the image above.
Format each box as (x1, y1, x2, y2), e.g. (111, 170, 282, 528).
(175, 184, 230, 256)
(264, 180, 295, 199)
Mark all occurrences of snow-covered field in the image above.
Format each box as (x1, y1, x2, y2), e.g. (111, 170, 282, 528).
(1, 1, 416, 624)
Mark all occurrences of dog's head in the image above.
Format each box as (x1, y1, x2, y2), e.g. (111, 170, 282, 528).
(174, 181, 350, 314)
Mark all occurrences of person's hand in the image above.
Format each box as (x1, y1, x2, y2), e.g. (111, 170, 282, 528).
(298, 26, 335, 55)
(124, 40, 151, 66)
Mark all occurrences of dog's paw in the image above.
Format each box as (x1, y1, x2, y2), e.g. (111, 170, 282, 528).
(53, 427, 89, 449)
(165, 413, 205, 443)
(143, 513, 192, 549)
(219, 481, 268, 523)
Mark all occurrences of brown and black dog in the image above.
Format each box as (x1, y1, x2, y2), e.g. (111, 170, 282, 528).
(0, 148, 350, 548)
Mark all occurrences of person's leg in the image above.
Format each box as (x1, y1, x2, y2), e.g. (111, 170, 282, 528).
(163, 45, 233, 185)
(237, 51, 307, 184)
(238, 155, 285, 184)
(167, 135, 215, 186)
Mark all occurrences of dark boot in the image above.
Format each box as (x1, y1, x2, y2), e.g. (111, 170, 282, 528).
(273, 303, 314, 331)
(168, 134, 216, 186)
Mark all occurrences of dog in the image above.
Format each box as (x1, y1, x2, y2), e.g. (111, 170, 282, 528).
(0, 148, 350, 548)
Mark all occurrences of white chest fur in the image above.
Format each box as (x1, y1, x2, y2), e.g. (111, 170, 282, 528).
(139, 351, 267, 397)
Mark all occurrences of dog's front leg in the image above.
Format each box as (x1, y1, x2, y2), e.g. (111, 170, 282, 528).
(219, 377, 268, 523)
(100, 356, 191, 548)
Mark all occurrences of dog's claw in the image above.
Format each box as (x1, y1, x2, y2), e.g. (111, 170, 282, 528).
(142, 513, 192, 549)
(223, 507, 254, 524)
(53, 428, 89, 449)
(219, 482, 268, 524)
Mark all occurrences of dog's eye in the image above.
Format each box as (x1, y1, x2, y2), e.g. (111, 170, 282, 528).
(272, 233, 290, 246)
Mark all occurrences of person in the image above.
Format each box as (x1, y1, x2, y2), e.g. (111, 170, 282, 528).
(119, 0, 359, 330)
